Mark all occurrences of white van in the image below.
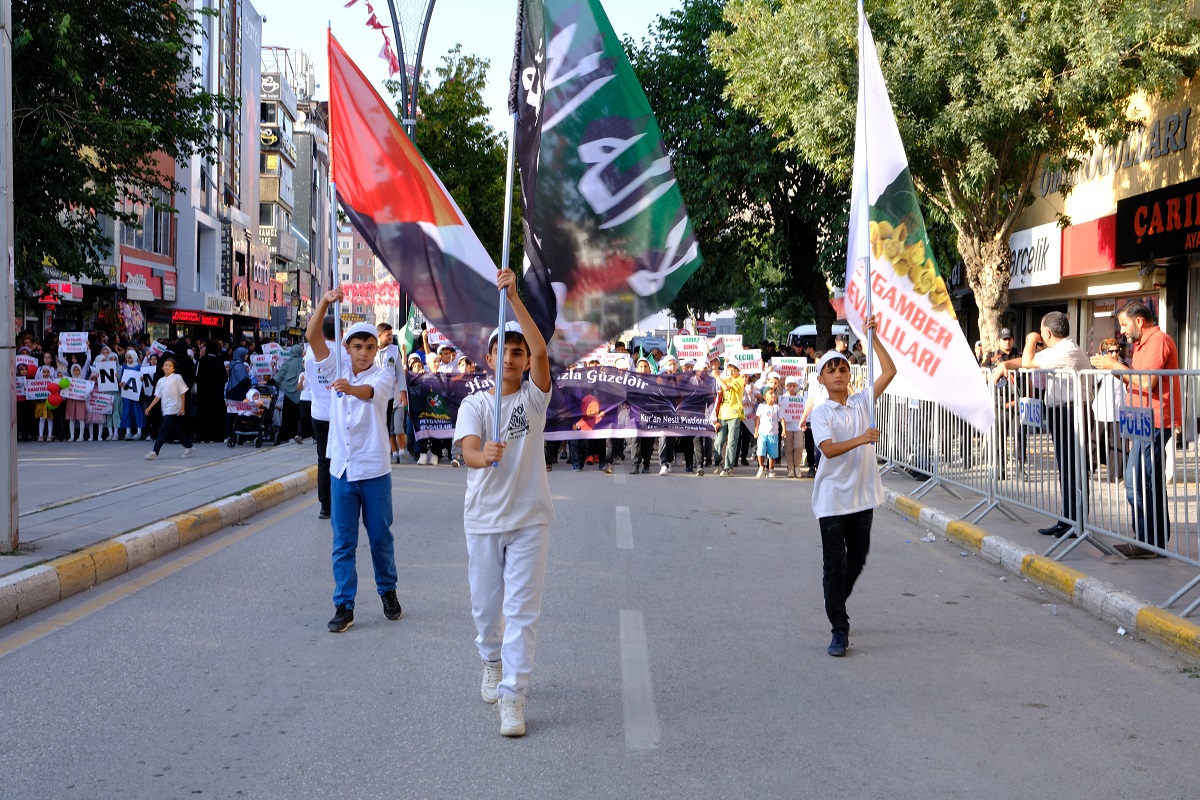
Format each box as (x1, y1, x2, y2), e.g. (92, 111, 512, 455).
(788, 323, 856, 350)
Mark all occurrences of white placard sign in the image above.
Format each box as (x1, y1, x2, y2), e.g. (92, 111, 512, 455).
(121, 368, 144, 402)
(59, 332, 88, 353)
(727, 348, 763, 375)
(62, 379, 94, 401)
(780, 394, 806, 424)
(16, 355, 37, 373)
(25, 379, 51, 401)
(261, 342, 283, 358)
(251, 354, 274, 379)
(94, 362, 119, 392)
(15, 376, 26, 401)
(87, 393, 114, 415)
(708, 335, 742, 357)
(770, 357, 808, 378)
(141, 365, 156, 396)
(673, 336, 708, 360)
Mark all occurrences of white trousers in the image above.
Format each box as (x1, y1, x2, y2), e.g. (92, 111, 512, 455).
(465, 524, 550, 698)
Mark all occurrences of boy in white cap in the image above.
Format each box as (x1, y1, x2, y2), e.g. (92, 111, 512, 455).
(306, 289, 401, 634)
(453, 268, 554, 738)
(808, 316, 896, 657)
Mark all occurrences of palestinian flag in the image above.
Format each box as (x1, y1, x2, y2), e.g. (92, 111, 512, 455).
(328, 31, 500, 368)
(511, 0, 703, 367)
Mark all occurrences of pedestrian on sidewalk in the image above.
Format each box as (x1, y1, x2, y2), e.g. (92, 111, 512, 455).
(306, 290, 401, 634)
(809, 315, 897, 657)
(453, 268, 555, 738)
(143, 356, 194, 460)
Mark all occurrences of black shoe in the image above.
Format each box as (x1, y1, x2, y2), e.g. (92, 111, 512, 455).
(327, 605, 353, 632)
(1038, 522, 1070, 536)
(318, 509, 331, 520)
(381, 589, 402, 620)
(827, 630, 848, 657)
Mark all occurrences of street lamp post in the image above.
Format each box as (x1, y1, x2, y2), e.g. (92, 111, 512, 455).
(384, 0, 438, 140)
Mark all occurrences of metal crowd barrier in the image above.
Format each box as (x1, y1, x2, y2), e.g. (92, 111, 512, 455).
(867, 366, 1200, 617)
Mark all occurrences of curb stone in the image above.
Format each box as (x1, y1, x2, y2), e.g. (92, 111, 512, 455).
(883, 488, 1200, 663)
(0, 466, 317, 626)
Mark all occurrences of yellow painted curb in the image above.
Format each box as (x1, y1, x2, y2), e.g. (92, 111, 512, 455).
(81, 542, 128, 584)
(892, 495, 924, 521)
(192, 505, 225, 538)
(250, 482, 284, 507)
(171, 514, 204, 547)
(53, 552, 97, 598)
(1137, 606, 1200, 660)
(945, 519, 987, 551)
(1021, 555, 1087, 599)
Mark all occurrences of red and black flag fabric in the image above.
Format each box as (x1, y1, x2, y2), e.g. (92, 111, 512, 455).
(511, 0, 704, 366)
(328, 31, 499, 367)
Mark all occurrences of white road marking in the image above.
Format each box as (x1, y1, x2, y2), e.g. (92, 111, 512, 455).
(620, 610, 661, 750)
(615, 469, 627, 485)
(616, 506, 633, 550)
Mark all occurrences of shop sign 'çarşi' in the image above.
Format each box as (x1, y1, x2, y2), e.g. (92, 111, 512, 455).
(1115, 176, 1200, 265)
(1007, 221, 1063, 290)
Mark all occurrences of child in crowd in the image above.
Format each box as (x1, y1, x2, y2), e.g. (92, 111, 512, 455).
(754, 386, 783, 478)
(375, 322, 409, 464)
(34, 364, 55, 441)
(781, 375, 805, 478)
(712, 361, 745, 476)
(304, 316, 337, 520)
(809, 316, 897, 657)
(120, 350, 147, 441)
(307, 290, 401, 633)
(799, 360, 830, 478)
(629, 356, 656, 474)
(453, 268, 554, 738)
(143, 356, 194, 460)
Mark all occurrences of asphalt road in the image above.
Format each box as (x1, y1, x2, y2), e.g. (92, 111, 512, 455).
(1, 464, 1197, 799)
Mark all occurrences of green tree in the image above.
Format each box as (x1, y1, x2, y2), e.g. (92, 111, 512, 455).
(628, 0, 849, 348)
(391, 46, 521, 270)
(12, 0, 235, 290)
(711, 0, 1200, 348)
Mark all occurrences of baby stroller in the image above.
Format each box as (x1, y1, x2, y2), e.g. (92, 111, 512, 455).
(228, 385, 279, 448)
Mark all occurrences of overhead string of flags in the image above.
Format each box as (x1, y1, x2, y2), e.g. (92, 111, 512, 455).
(846, 0, 995, 433)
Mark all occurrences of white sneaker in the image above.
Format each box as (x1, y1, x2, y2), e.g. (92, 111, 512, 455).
(481, 660, 502, 704)
(768, 470, 776, 479)
(182, 447, 195, 458)
(499, 695, 526, 737)
(696, 467, 704, 476)
(451, 458, 461, 468)
(417, 453, 428, 465)
(755, 466, 764, 478)
(144, 451, 158, 461)
(429, 454, 439, 466)
(658, 464, 670, 476)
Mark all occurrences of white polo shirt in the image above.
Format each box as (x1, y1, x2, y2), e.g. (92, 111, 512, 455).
(304, 342, 335, 422)
(809, 390, 883, 520)
(315, 354, 395, 481)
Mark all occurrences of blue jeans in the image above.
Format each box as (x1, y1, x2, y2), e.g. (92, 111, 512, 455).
(714, 419, 741, 471)
(331, 472, 397, 608)
(1126, 428, 1170, 549)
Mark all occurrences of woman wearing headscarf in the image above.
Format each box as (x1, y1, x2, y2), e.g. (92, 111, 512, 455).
(224, 346, 251, 445)
(195, 339, 228, 442)
(275, 343, 304, 443)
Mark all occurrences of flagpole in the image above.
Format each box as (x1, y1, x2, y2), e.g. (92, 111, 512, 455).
(331, 181, 343, 378)
(492, 111, 519, 464)
(858, 0, 876, 428)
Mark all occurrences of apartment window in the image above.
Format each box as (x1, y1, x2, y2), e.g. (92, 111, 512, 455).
(259, 203, 274, 227)
(260, 102, 277, 124)
(121, 186, 172, 257)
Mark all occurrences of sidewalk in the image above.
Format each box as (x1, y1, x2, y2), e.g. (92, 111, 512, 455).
(4, 439, 318, 576)
(881, 470, 1200, 660)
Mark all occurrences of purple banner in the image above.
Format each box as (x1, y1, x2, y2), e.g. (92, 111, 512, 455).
(407, 368, 717, 441)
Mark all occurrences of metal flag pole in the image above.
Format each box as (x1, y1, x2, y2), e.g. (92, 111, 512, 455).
(858, 0, 876, 428)
(492, 111, 519, 464)
(330, 181, 343, 379)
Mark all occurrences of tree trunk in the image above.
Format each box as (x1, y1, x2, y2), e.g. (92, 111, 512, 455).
(781, 208, 839, 351)
(961, 230, 1013, 353)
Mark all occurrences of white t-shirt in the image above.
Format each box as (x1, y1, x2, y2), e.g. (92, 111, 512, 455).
(755, 402, 782, 438)
(315, 354, 395, 481)
(453, 380, 556, 534)
(375, 343, 408, 396)
(304, 342, 335, 422)
(809, 391, 883, 520)
(154, 373, 189, 416)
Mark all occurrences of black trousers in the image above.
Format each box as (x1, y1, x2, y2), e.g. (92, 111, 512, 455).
(820, 509, 872, 635)
(312, 418, 331, 515)
(1047, 404, 1080, 523)
(153, 414, 193, 454)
